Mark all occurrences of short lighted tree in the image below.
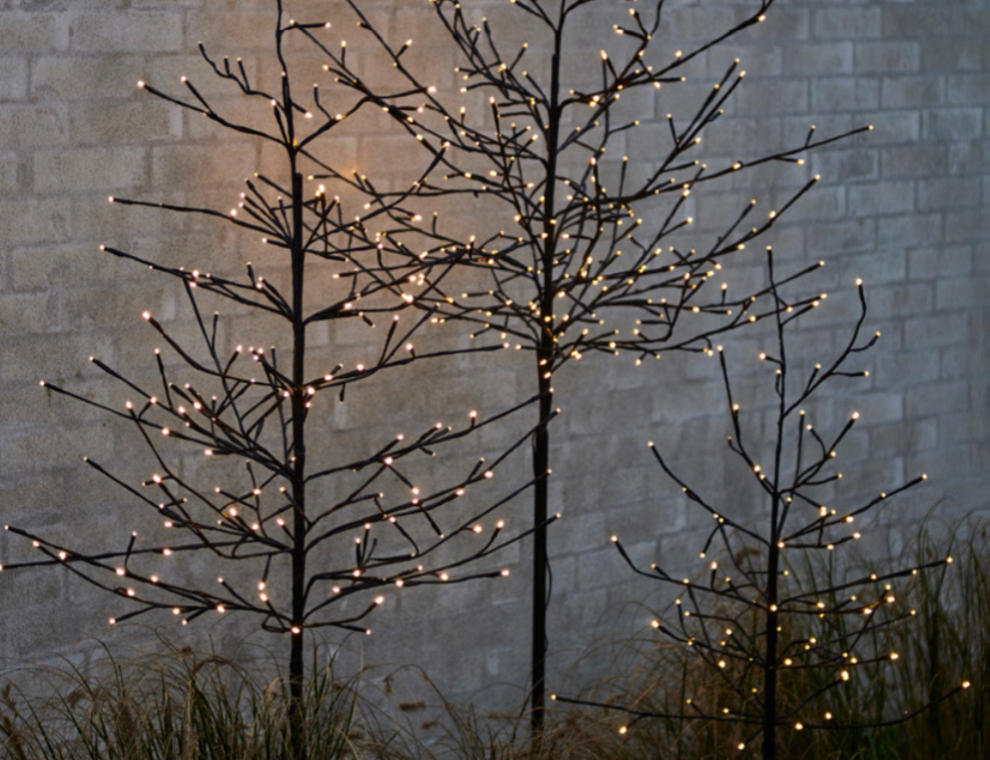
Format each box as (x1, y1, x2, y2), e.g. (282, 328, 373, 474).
(556, 251, 970, 759)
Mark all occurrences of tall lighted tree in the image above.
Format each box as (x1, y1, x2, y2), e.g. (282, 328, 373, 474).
(297, 0, 869, 724)
(1, 3, 553, 755)
(556, 251, 970, 759)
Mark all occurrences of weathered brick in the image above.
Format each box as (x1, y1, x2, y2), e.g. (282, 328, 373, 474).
(807, 218, 876, 254)
(734, 79, 809, 116)
(70, 193, 173, 242)
(67, 99, 181, 146)
(877, 213, 944, 248)
(575, 545, 631, 591)
(882, 9, 951, 40)
(881, 76, 944, 109)
(33, 146, 148, 192)
(549, 511, 606, 559)
(947, 74, 990, 106)
(904, 312, 970, 349)
(947, 140, 984, 175)
(945, 210, 988, 244)
(918, 177, 982, 211)
(708, 45, 782, 79)
(150, 143, 259, 188)
(867, 282, 934, 318)
(782, 114, 853, 148)
(844, 390, 904, 425)
(0, 292, 56, 334)
(0, 105, 65, 147)
(921, 39, 985, 73)
(812, 78, 880, 112)
(859, 111, 921, 144)
(837, 250, 907, 286)
(855, 42, 920, 74)
(870, 418, 938, 461)
(874, 350, 940, 387)
(847, 180, 915, 218)
(69, 13, 183, 53)
(130, 0, 204, 7)
(939, 411, 978, 447)
(907, 247, 972, 281)
(663, 7, 740, 44)
(31, 56, 144, 101)
(939, 346, 970, 384)
(748, 8, 810, 42)
(814, 9, 882, 40)
(0, 150, 20, 195)
(923, 108, 984, 141)
(773, 183, 845, 222)
(183, 10, 274, 52)
(811, 148, 878, 184)
(0, 57, 28, 101)
(2, 198, 71, 245)
(0, 12, 66, 52)
(881, 145, 948, 179)
(905, 380, 970, 419)
(783, 42, 853, 76)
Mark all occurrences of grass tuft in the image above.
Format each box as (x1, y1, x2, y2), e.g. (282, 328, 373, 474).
(1, 515, 986, 759)
(0, 639, 358, 760)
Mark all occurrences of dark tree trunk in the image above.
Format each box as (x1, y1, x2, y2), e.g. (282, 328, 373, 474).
(288, 166, 308, 759)
(529, 34, 564, 734)
(530, 353, 553, 733)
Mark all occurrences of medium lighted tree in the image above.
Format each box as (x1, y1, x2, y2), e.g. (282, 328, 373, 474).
(1, 3, 554, 755)
(556, 251, 970, 759)
(296, 0, 869, 724)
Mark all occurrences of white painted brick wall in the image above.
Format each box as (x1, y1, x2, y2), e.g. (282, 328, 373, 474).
(0, 0, 986, 709)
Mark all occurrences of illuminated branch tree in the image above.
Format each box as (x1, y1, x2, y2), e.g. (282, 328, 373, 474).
(556, 251, 970, 759)
(1, 3, 553, 755)
(295, 0, 869, 725)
